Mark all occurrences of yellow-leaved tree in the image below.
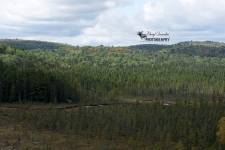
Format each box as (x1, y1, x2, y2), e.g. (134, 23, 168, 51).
(217, 117, 225, 145)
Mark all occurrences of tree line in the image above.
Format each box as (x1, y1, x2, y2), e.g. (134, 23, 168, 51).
(1, 43, 225, 103)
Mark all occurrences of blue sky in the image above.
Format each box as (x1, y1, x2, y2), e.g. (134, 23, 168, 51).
(122, 0, 165, 16)
(0, 0, 225, 46)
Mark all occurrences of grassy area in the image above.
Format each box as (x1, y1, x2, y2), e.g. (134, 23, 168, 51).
(0, 120, 133, 150)
(1, 99, 223, 150)
(0, 101, 180, 150)
(0, 106, 137, 150)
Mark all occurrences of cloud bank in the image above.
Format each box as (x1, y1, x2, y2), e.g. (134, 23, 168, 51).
(0, 0, 224, 46)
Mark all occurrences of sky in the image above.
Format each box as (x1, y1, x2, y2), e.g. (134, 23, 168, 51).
(0, 0, 225, 46)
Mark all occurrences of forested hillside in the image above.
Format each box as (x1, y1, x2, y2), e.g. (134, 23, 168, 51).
(1, 40, 225, 149)
(0, 39, 66, 50)
(1, 40, 225, 103)
(128, 44, 170, 51)
(166, 41, 225, 57)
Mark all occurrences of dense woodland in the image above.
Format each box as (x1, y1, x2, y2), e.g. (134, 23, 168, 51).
(6, 100, 225, 149)
(1, 40, 225, 103)
(1, 39, 225, 149)
(0, 39, 65, 50)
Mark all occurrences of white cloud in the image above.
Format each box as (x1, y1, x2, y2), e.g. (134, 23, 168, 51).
(105, 1, 116, 8)
(0, 0, 225, 46)
(0, 0, 131, 34)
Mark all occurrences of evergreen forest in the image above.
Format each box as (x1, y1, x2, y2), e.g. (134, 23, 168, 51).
(1, 39, 225, 149)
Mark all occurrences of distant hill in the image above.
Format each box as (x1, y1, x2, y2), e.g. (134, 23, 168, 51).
(0, 39, 67, 50)
(128, 44, 170, 52)
(166, 41, 225, 57)
(177, 41, 225, 47)
(1, 39, 225, 58)
(127, 41, 225, 58)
